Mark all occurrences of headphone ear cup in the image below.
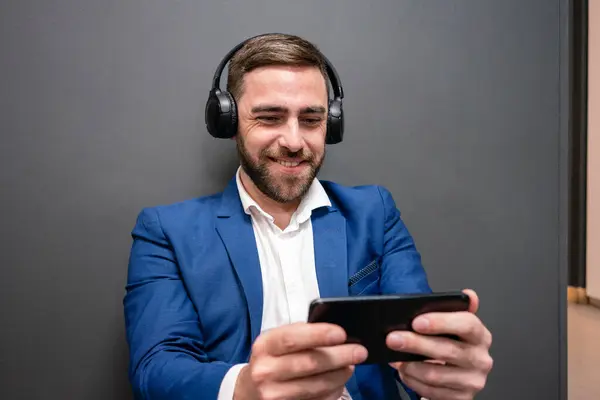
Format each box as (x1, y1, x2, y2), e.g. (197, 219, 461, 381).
(205, 91, 221, 138)
(224, 91, 238, 138)
(205, 90, 238, 139)
(326, 98, 344, 144)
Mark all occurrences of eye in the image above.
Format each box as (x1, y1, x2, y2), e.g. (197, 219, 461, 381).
(302, 118, 323, 126)
(257, 116, 281, 124)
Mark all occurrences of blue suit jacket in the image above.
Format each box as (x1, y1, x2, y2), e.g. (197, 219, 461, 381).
(124, 177, 432, 399)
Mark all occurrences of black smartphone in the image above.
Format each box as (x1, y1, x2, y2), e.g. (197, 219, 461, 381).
(307, 291, 470, 364)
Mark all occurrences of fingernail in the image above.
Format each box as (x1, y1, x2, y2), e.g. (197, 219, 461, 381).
(353, 346, 368, 363)
(327, 329, 345, 343)
(388, 332, 405, 348)
(414, 317, 430, 331)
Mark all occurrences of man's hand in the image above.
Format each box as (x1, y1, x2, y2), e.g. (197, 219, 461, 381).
(234, 322, 368, 400)
(387, 289, 493, 400)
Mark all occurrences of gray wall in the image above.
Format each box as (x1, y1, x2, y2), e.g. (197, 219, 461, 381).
(0, 1, 568, 399)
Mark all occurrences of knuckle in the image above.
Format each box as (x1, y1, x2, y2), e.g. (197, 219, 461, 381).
(403, 375, 421, 390)
(466, 348, 480, 368)
(481, 354, 494, 372)
(250, 363, 273, 384)
(404, 362, 418, 376)
(257, 387, 280, 400)
(470, 350, 493, 372)
(251, 340, 262, 355)
(279, 334, 297, 353)
(468, 375, 487, 393)
(422, 366, 439, 383)
(252, 336, 267, 356)
(444, 342, 462, 362)
(298, 353, 321, 374)
(256, 387, 267, 400)
(475, 376, 488, 392)
(464, 319, 478, 337)
(256, 389, 267, 400)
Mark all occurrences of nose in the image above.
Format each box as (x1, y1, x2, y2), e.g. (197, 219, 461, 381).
(278, 118, 303, 153)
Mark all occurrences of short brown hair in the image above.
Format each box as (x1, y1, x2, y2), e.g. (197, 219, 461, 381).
(226, 33, 328, 101)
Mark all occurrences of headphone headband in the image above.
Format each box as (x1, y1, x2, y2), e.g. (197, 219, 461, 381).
(210, 33, 344, 100)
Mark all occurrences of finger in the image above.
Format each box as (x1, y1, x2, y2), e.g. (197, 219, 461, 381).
(462, 288, 479, 313)
(254, 322, 347, 356)
(412, 311, 492, 346)
(257, 366, 354, 400)
(264, 344, 367, 381)
(306, 386, 346, 400)
(388, 331, 493, 371)
(401, 361, 488, 393)
(387, 331, 470, 368)
(321, 391, 346, 400)
(398, 370, 469, 400)
(389, 361, 404, 370)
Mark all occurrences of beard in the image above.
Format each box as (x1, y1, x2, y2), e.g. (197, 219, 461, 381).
(236, 135, 324, 204)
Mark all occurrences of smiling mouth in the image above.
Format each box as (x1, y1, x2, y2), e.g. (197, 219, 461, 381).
(270, 158, 305, 168)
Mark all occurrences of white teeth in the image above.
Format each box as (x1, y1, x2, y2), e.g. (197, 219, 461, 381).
(276, 160, 300, 167)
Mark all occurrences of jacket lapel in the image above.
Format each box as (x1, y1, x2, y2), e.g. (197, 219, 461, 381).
(312, 204, 366, 399)
(215, 178, 264, 344)
(312, 206, 349, 298)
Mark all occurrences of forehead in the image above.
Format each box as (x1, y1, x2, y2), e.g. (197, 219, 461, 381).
(239, 65, 328, 108)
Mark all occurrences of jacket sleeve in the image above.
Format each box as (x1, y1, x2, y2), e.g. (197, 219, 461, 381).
(377, 186, 432, 400)
(123, 207, 232, 399)
(377, 185, 432, 295)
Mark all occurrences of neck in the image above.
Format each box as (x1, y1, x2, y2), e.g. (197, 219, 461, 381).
(239, 169, 300, 229)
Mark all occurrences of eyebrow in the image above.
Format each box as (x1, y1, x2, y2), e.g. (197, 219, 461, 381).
(251, 105, 326, 114)
(302, 106, 327, 114)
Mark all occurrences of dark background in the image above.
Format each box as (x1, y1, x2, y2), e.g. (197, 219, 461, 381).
(0, 1, 569, 399)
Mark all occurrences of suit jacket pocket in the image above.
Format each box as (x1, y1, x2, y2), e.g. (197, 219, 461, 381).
(348, 259, 380, 295)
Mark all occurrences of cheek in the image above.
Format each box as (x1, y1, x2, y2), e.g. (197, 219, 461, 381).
(306, 133, 326, 155)
(241, 125, 275, 153)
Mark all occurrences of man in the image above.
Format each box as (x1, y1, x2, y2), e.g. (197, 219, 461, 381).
(124, 33, 493, 400)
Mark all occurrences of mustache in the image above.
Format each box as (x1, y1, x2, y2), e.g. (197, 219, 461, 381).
(260, 148, 314, 162)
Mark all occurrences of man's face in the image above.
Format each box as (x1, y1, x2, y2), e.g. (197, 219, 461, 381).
(235, 65, 328, 204)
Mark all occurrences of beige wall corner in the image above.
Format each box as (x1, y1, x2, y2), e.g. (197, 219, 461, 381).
(587, 0, 600, 300)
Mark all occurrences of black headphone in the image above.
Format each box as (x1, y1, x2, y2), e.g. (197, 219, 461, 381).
(205, 33, 345, 145)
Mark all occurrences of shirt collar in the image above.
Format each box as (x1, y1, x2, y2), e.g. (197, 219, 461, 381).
(235, 166, 331, 226)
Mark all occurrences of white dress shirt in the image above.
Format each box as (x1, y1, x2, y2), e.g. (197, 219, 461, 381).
(217, 167, 352, 399)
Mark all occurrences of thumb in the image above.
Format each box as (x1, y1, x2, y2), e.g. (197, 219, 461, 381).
(462, 288, 480, 313)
